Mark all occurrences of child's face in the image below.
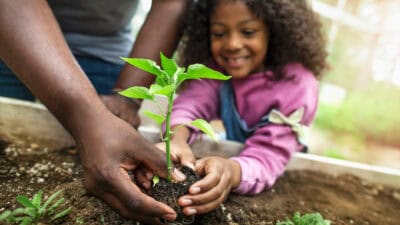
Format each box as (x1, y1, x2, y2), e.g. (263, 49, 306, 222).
(210, 0, 268, 79)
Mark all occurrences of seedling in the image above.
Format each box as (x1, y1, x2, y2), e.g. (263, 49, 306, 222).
(119, 52, 230, 181)
(0, 189, 72, 225)
(276, 212, 330, 225)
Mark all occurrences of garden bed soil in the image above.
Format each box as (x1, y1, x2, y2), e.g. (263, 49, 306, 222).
(1, 138, 400, 225)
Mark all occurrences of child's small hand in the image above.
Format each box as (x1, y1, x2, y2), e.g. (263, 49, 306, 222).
(155, 140, 196, 170)
(135, 139, 195, 190)
(178, 156, 241, 215)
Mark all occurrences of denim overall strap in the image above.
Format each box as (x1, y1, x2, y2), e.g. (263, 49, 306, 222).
(219, 80, 269, 142)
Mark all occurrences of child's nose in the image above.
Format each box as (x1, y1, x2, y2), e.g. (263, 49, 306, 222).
(224, 33, 242, 50)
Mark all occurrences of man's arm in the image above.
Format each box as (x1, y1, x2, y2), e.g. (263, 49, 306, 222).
(114, 0, 189, 89)
(0, 1, 184, 223)
(0, 0, 99, 133)
(101, 0, 189, 127)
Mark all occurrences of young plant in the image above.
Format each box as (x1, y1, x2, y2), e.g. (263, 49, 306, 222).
(276, 212, 331, 225)
(0, 189, 72, 225)
(119, 52, 230, 181)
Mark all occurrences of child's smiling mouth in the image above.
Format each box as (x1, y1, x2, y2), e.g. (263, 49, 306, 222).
(223, 56, 249, 68)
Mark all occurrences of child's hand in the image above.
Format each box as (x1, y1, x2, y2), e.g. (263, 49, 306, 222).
(135, 139, 194, 190)
(178, 156, 241, 215)
(154, 140, 196, 170)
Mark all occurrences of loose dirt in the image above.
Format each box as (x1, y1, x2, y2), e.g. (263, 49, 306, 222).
(1, 139, 399, 225)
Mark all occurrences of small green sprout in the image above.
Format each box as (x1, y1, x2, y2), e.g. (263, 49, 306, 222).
(75, 217, 84, 224)
(0, 189, 72, 225)
(276, 212, 330, 225)
(152, 175, 160, 187)
(119, 52, 230, 181)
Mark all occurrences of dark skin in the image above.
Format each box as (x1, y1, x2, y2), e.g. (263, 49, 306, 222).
(0, 0, 187, 224)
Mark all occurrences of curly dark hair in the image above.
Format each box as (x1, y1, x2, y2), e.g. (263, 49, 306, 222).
(178, 0, 327, 79)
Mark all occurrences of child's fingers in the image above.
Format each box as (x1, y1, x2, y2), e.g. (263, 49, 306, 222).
(183, 182, 222, 205)
(155, 142, 179, 162)
(180, 148, 196, 170)
(182, 189, 230, 215)
(154, 142, 166, 152)
(191, 158, 222, 193)
(189, 171, 220, 194)
(184, 169, 230, 205)
(194, 157, 207, 175)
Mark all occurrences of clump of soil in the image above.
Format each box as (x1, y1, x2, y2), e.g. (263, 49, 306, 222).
(1, 138, 400, 225)
(151, 167, 200, 225)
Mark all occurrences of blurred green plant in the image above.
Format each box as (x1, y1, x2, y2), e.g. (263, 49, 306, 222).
(0, 190, 71, 225)
(276, 212, 330, 225)
(322, 149, 346, 160)
(315, 82, 400, 147)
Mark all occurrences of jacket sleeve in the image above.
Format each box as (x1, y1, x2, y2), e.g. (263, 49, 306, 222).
(169, 79, 220, 142)
(231, 69, 318, 195)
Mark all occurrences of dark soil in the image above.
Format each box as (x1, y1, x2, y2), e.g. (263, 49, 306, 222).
(1, 138, 400, 225)
(151, 167, 200, 225)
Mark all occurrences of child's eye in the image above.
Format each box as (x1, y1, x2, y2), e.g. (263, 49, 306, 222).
(211, 32, 225, 38)
(242, 30, 256, 37)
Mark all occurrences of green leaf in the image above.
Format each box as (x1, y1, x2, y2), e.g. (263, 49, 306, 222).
(0, 210, 11, 221)
(143, 111, 166, 125)
(42, 190, 63, 210)
(276, 212, 330, 225)
(160, 52, 178, 77)
(149, 84, 175, 97)
(190, 119, 218, 141)
(31, 190, 43, 207)
(19, 217, 33, 225)
(51, 207, 72, 221)
(156, 71, 171, 86)
(16, 196, 35, 209)
(75, 217, 85, 224)
(120, 57, 162, 77)
(48, 198, 65, 214)
(152, 175, 160, 187)
(178, 64, 230, 83)
(12, 208, 35, 217)
(118, 86, 154, 100)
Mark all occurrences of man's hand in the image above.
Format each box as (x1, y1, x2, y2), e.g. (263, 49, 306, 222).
(79, 112, 186, 224)
(101, 93, 141, 128)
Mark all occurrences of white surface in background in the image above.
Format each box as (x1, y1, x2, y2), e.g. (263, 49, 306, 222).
(319, 82, 346, 106)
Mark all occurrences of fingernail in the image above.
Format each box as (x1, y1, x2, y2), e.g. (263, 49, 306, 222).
(187, 163, 195, 170)
(180, 198, 192, 206)
(162, 213, 176, 221)
(173, 168, 186, 181)
(190, 186, 201, 194)
(186, 208, 197, 216)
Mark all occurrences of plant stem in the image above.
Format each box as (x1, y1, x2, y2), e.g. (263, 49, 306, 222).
(165, 93, 175, 182)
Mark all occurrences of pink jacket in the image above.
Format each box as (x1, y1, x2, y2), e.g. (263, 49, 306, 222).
(170, 63, 318, 194)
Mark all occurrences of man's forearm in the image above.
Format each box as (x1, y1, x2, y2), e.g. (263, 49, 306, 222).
(0, 0, 107, 139)
(114, 0, 189, 90)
